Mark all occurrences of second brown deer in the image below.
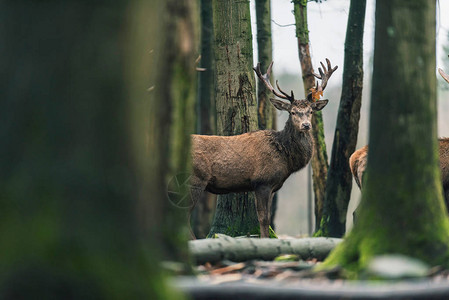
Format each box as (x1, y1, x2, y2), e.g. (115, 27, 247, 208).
(189, 59, 337, 238)
(350, 66, 449, 210)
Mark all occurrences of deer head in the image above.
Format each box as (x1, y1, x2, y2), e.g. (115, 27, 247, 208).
(254, 59, 337, 132)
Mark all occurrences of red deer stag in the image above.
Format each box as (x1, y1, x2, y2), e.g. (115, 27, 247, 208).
(189, 59, 337, 238)
(350, 65, 449, 210)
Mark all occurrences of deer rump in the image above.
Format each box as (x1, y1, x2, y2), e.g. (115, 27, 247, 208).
(350, 138, 449, 210)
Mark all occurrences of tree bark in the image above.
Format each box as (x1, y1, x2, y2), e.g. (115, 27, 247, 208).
(0, 0, 187, 298)
(208, 0, 260, 237)
(147, 0, 198, 260)
(192, 0, 217, 239)
(317, 0, 366, 238)
(293, 0, 328, 231)
(255, 0, 278, 230)
(189, 236, 342, 264)
(321, 0, 449, 276)
(255, 0, 275, 132)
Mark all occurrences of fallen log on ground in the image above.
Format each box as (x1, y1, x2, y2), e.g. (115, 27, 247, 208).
(188, 236, 342, 265)
(174, 277, 449, 300)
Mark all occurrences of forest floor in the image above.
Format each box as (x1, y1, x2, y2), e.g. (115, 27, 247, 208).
(170, 235, 449, 299)
(192, 257, 449, 286)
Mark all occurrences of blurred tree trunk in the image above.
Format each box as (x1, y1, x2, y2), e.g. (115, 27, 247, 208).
(208, 0, 260, 237)
(192, 0, 217, 239)
(0, 0, 192, 298)
(255, 0, 278, 230)
(316, 0, 366, 238)
(293, 0, 328, 231)
(321, 0, 449, 276)
(147, 0, 197, 257)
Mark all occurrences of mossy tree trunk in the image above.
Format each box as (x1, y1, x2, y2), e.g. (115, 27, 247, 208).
(255, 0, 278, 230)
(147, 0, 198, 256)
(316, 0, 366, 238)
(208, 0, 260, 237)
(192, 0, 217, 239)
(293, 0, 328, 232)
(0, 0, 188, 298)
(321, 0, 449, 276)
(255, 0, 275, 131)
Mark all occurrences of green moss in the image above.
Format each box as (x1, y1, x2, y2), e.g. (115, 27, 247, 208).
(293, 0, 309, 41)
(313, 111, 328, 161)
(274, 254, 300, 262)
(313, 216, 329, 237)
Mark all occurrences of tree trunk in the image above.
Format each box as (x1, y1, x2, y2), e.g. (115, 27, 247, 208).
(255, 0, 278, 230)
(0, 0, 187, 298)
(255, 0, 275, 131)
(189, 236, 342, 265)
(317, 0, 366, 238)
(192, 0, 217, 239)
(321, 0, 449, 276)
(197, 0, 216, 137)
(208, 0, 260, 237)
(147, 0, 198, 259)
(293, 0, 328, 231)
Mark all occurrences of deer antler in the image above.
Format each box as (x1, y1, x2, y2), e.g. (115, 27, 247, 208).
(308, 58, 338, 102)
(439, 56, 449, 84)
(439, 68, 449, 84)
(254, 62, 295, 103)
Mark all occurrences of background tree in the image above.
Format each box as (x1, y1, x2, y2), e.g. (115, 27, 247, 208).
(293, 0, 328, 231)
(316, 0, 366, 237)
(208, 0, 260, 237)
(0, 0, 193, 298)
(321, 0, 449, 275)
(192, 0, 217, 238)
(255, 0, 278, 229)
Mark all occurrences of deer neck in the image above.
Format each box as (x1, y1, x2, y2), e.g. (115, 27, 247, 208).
(275, 120, 313, 172)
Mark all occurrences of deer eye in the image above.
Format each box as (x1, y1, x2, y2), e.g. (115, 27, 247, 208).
(291, 112, 296, 115)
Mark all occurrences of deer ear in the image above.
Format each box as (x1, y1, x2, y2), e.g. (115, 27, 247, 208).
(270, 98, 291, 111)
(311, 99, 329, 111)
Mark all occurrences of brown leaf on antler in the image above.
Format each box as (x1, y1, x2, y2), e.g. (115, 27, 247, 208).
(309, 87, 323, 101)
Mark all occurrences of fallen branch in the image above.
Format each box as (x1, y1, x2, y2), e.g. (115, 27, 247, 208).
(174, 278, 449, 300)
(188, 236, 342, 265)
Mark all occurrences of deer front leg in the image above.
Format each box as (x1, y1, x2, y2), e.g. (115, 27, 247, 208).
(254, 185, 273, 238)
